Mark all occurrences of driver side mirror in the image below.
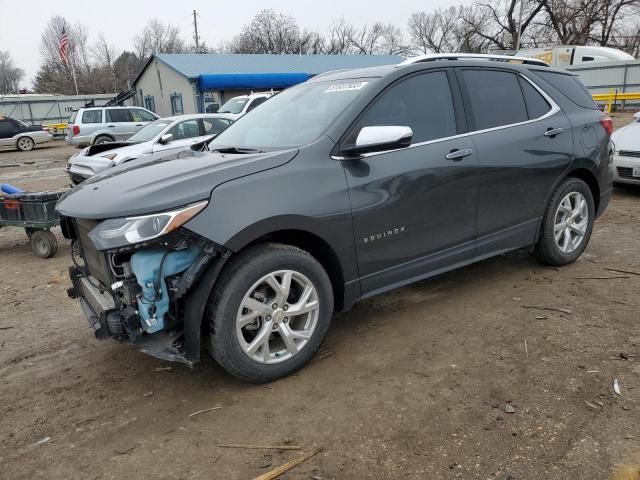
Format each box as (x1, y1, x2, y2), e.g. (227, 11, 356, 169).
(342, 126, 413, 156)
(159, 133, 173, 144)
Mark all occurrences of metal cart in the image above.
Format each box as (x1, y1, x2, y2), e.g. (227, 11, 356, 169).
(0, 191, 65, 258)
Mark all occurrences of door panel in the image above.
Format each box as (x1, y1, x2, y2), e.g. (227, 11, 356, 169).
(341, 70, 478, 295)
(457, 68, 574, 253)
(345, 139, 478, 294)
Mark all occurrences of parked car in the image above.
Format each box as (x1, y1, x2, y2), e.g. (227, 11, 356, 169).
(216, 92, 273, 120)
(65, 106, 159, 147)
(66, 114, 234, 184)
(610, 112, 640, 185)
(57, 54, 613, 383)
(0, 116, 53, 151)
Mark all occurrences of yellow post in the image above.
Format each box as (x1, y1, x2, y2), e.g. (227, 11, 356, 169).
(606, 88, 614, 114)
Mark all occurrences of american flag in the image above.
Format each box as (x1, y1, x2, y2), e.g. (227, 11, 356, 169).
(59, 26, 69, 64)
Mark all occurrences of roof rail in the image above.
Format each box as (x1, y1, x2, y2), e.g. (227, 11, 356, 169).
(312, 68, 351, 80)
(398, 53, 549, 67)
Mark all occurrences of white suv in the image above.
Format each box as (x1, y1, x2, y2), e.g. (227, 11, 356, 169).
(65, 106, 159, 147)
(216, 92, 273, 120)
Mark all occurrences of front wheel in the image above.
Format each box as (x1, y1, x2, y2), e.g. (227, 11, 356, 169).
(533, 178, 595, 266)
(208, 243, 334, 383)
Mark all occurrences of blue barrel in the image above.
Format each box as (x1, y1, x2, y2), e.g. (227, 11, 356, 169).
(1, 184, 24, 194)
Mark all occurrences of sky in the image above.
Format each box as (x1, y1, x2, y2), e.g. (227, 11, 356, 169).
(0, 0, 451, 89)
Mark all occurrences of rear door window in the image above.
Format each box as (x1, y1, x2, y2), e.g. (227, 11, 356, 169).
(202, 118, 231, 135)
(106, 109, 132, 123)
(460, 69, 528, 130)
(168, 119, 200, 140)
(533, 70, 598, 109)
(519, 77, 552, 119)
(82, 110, 102, 124)
(350, 71, 458, 144)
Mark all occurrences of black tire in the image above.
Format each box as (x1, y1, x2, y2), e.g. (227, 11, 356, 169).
(16, 136, 35, 151)
(208, 243, 334, 383)
(533, 177, 595, 266)
(93, 135, 113, 145)
(30, 230, 58, 259)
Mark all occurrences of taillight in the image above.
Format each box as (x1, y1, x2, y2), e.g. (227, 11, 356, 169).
(600, 115, 613, 136)
(72, 125, 80, 135)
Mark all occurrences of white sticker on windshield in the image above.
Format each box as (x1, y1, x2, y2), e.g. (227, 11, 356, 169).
(324, 81, 369, 93)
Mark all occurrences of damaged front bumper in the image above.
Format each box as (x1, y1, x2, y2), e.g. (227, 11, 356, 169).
(64, 218, 227, 367)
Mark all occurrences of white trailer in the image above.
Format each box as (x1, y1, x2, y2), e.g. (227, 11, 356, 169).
(515, 46, 634, 67)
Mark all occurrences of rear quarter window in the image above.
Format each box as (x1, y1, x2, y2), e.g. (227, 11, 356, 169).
(533, 71, 598, 110)
(82, 110, 102, 124)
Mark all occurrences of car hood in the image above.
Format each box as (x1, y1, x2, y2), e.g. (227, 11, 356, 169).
(612, 122, 640, 151)
(56, 148, 298, 219)
(88, 141, 152, 162)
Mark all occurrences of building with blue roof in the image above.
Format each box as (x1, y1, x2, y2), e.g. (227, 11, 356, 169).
(133, 53, 402, 117)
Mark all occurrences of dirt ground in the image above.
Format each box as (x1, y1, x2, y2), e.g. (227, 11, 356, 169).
(1, 120, 640, 480)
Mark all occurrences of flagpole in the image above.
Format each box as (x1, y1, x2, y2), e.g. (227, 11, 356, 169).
(70, 63, 79, 95)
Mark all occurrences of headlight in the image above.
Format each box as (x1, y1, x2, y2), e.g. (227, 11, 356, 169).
(88, 201, 208, 250)
(101, 153, 117, 161)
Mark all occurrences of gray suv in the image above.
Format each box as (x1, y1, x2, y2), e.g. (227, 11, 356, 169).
(65, 106, 159, 147)
(57, 54, 613, 383)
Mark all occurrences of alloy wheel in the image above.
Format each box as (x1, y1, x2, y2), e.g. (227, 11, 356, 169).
(554, 191, 588, 254)
(236, 270, 320, 364)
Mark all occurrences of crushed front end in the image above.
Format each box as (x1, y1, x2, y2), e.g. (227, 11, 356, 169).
(60, 202, 224, 367)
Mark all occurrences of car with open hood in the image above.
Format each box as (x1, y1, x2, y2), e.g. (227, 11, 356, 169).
(65, 114, 234, 184)
(57, 54, 613, 383)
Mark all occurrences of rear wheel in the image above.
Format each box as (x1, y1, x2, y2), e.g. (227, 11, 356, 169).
(208, 243, 333, 383)
(533, 178, 595, 266)
(30, 230, 58, 259)
(16, 137, 34, 151)
(93, 135, 113, 145)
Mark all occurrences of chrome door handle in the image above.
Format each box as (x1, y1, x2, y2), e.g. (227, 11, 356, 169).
(445, 148, 473, 161)
(544, 127, 564, 137)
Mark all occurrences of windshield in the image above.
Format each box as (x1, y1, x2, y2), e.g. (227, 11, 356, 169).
(128, 119, 172, 143)
(210, 79, 373, 150)
(219, 97, 249, 114)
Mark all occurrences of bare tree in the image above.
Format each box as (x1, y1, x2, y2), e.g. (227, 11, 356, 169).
(325, 19, 357, 54)
(232, 9, 301, 54)
(299, 29, 326, 54)
(596, 0, 640, 45)
(93, 34, 118, 92)
(35, 16, 95, 93)
(408, 8, 458, 53)
(0, 51, 25, 94)
(134, 18, 185, 60)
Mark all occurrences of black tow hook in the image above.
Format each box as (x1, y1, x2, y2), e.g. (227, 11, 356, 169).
(67, 287, 78, 299)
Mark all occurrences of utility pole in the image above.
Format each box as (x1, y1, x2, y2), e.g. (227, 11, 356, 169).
(193, 10, 200, 53)
(515, 0, 525, 52)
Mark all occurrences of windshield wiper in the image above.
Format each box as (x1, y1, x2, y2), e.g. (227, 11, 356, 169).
(210, 146, 264, 154)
